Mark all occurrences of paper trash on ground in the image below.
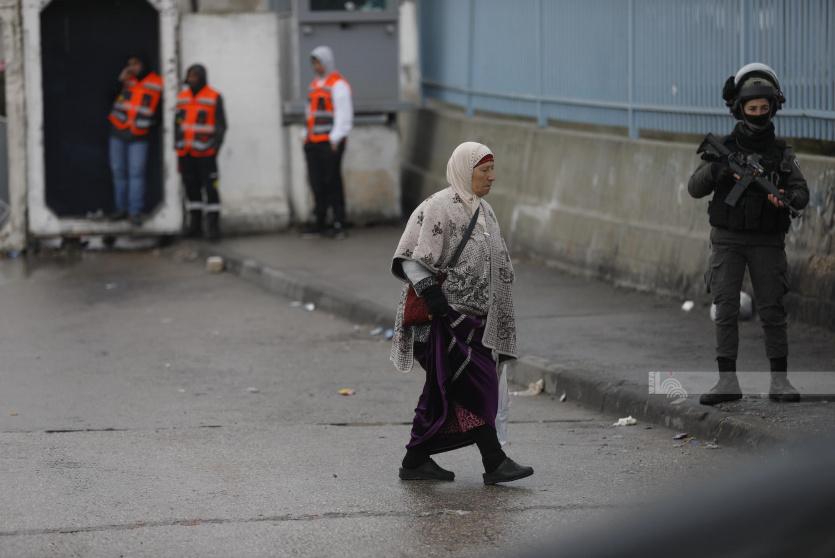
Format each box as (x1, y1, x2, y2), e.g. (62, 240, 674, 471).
(511, 379, 544, 397)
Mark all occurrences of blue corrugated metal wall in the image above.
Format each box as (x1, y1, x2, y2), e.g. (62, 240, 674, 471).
(420, 0, 835, 141)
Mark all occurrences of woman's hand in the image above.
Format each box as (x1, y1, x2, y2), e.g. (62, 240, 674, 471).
(421, 285, 450, 318)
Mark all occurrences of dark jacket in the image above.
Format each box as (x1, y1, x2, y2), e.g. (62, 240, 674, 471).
(688, 123, 809, 245)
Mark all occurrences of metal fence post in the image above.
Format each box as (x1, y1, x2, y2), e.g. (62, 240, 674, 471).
(466, 0, 475, 117)
(738, 0, 747, 67)
(627, 0, 637, 138)
(536, 0, 546, 127)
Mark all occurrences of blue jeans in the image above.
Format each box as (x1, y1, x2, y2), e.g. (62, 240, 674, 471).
(109, 135, 149, 216)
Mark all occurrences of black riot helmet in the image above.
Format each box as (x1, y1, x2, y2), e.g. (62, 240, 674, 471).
(721, 62, 785, 120)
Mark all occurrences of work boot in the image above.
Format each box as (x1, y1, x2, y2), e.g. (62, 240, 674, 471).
(769, 371, 800, 402)
(398, 459, 455, 481)
(699, 372, 743, 406)
(483, 458, 534, 485)
(185, 210, 203, 238)
(205, 212, 221, 242)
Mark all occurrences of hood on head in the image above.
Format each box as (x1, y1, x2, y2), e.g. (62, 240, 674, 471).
(310, 45, 336, 75)
(446, 141, 493, 211)
(186, 64, 208, 92)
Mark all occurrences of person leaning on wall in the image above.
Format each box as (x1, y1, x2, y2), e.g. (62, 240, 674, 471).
(175, 64, 227, 242)
(107, 53, 163, 226)
(688, 63, 809, 406)
(301, 45, 353, 239)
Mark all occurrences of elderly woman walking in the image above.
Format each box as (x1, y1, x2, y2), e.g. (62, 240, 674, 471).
(390, 141, 533, 485)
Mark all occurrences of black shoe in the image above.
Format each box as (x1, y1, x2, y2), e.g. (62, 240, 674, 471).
(769, 372, 801, 402)
(327, 222, 347, 240)
(129, 214, 143, 227)
(482, 457, 533, 485)
(108, 211, 127, 222)
(206, 213, 221, 243)
(300, 224, 324, 238)
(398, 459, 455, 481)
(699, 372, 743, 406)
(185, 210, 203, 238)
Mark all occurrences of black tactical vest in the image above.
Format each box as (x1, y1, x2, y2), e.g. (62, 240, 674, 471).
(707, 135, 792, 234)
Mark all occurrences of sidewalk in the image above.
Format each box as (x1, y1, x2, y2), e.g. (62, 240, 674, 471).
(183, 227, 835, 449)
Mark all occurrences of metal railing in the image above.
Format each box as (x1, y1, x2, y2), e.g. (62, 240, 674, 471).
(419, 0, 835, 140)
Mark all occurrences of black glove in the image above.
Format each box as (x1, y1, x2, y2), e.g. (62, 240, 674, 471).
(421, 284, 450, 318)
(710, 162, 734, 183)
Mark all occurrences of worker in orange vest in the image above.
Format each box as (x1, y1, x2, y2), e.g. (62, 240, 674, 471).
(302, 45, 353, 239)
(175, 64, 227, 241)
(108, 54, 163, 226)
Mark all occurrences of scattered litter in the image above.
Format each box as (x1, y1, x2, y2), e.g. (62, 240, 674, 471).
(442, 509, 471, 516)
(6, 250, 20, 259)
(681, 300, 695, 312)
(353, 325, 361, 331)
(613, 416, 638, 427)
(705, 441, 720, 449)
(105, 283, 117, 290)
(560, 392, 567, 402)
(369, 326, 384, 336)
(338, 388, 356, 396)
(644, 426, 653, 430)
(304, 302, 316, 312)
(206, 256, 225, 273)
(246, 387, 260, 394)
(160, 317, 173, 324)
(9, 411, 18, 417)
(178, 389, 186, 393)
(672, 432, 690, 440)
(290, 301, 303, 308)
(511, 379, 544, 397)
(212, 330, 220, 336)
(164, 362, 171, 368)
(384, 328, 395, 340)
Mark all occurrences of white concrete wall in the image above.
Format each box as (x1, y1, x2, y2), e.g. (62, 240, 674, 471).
(0, 1, 27, 250)
(287, 123, 400, 225)
(398, 0, 420, 104)
(182, 13, 290, 232)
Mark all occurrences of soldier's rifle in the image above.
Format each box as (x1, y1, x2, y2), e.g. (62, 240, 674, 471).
(697, 133, 800, 218)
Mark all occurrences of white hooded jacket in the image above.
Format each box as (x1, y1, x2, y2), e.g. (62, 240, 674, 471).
(307, 45, 353, 145)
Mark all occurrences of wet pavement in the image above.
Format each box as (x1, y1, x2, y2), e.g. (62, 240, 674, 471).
(0, 250, 760, 557)
(202, 228, 835, 443)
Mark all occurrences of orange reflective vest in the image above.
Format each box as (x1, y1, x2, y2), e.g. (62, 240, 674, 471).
(306, 72, 349, 143)
(108, 72, 163, 137)
(175, 85, 221, 157)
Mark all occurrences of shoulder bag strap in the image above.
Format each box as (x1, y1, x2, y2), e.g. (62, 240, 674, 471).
(446, 206, 481, 270)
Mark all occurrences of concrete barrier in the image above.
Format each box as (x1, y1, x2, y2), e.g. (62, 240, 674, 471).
(400, 104, 835, 330)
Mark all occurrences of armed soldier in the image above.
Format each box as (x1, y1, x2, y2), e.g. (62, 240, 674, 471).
(688, 63, 809, 406)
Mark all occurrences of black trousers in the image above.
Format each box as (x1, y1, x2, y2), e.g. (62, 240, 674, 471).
(180, 155, 220, 213)
(706, 242, 789, 360)
(304, 140, 346, 227)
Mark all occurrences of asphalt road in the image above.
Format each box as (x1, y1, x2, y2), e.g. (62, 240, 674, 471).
(0, 250, 759, 557)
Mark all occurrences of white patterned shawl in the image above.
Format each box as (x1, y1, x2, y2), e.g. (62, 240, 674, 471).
(390, 187, 517, 372)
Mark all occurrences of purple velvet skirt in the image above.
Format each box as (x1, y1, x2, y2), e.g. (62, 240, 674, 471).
(406, 309, 498, 454)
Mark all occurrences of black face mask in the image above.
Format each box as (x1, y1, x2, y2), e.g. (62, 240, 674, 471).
(743, 112, 771, 131)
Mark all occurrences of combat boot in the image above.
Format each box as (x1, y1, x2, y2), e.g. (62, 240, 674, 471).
(769, 371, 800, 402)
(206, 212, 221, 242)
(700, 371, 743, 405)
(185, 210, 203, 238)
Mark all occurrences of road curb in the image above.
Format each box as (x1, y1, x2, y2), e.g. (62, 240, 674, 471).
(189, 242, 394, 328)
(509, 356, 783, 450)
(185, 241, 783, 450)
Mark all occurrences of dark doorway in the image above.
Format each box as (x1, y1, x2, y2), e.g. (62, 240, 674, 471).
(41, 0, 163, 218)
